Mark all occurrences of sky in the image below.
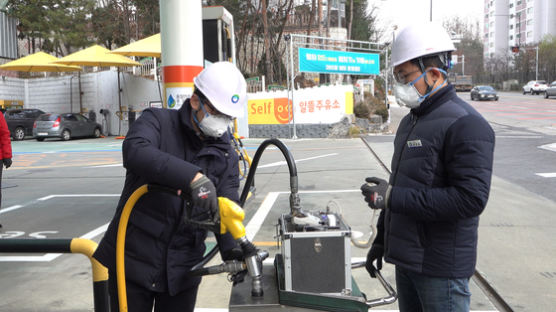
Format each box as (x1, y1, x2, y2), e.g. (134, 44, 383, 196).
(367, 0, 484, 42)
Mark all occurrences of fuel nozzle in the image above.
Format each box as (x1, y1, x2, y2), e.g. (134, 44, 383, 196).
(238, 236, 267, 297)
(218, 197, 268, 297)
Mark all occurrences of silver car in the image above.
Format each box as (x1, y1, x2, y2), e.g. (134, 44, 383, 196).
(544, 81, 556, 99)
(33, 113, 102, 141)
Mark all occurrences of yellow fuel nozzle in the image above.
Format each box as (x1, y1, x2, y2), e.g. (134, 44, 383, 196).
(218, 197, 246, 240)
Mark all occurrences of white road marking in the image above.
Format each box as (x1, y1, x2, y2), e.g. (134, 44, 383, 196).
(258, 153, 338, 169)
(0, 205, 22, 214)
(536, 172, 556, 178)
(85, 163, 123, 168)
(28, 231, 59, 239)
(0, 194, 115, 262)
(245, 192, 279, 241)
(538, 142, 556, 152)
(39, 194, 120, 201)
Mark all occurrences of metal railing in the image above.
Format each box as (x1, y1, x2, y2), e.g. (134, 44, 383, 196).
(0, 238, 109, 312)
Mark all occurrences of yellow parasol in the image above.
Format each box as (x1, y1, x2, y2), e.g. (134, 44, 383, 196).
(53, 45, 141, 67)
(110, 34, 161, 58)
(0, 51, 81, 72)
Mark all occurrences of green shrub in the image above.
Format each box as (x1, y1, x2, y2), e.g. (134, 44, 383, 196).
(354, 102, 371, 118)
(348, 126, 362, 137)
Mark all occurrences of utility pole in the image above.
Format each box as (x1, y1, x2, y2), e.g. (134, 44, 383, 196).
(535, 45, 538, 81)
(430, 0, 432, 22)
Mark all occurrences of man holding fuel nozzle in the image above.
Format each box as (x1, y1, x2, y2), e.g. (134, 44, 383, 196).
(361, 22, 494, 312)
(93, 61, 247, 312)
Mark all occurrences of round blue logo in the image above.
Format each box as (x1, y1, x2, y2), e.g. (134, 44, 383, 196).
(231, 94, 239, 104)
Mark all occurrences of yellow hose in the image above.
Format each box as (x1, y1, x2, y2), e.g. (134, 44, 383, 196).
(116, 184, 149, 312)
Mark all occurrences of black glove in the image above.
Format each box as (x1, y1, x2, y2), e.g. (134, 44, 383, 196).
(361, 177, 389, 209)
(3, 158, 12, 169)
(221, 247, 244, 262)
(365, 244, 384, 278)
(189, 174, 219, 225)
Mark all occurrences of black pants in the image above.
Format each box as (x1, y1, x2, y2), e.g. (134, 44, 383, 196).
(108, 271, 199, 312)
(0, 164, 3, 210)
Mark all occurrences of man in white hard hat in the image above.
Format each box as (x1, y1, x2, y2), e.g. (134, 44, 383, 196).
(94, 61, 247, 312)
(360, 22, 495, 311)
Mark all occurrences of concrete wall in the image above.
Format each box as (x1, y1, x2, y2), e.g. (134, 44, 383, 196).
(0, 71, 162, 136)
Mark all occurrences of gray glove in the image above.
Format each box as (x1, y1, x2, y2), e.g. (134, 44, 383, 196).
(361, 177, 390, 209)
(189, 174, 219, 225)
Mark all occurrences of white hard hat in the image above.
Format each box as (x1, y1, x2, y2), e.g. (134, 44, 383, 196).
(193, 62, 246, 118)
(391, 22, 456, 67)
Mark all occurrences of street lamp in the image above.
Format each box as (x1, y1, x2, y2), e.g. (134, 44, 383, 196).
(430, 0, 433, 22)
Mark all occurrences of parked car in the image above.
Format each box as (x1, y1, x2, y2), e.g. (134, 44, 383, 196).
(33, 113, 102, 141)
(523, 80, 548, 95)
(545, 81, 556, 99)
(4, 108, 45, 141)
(470, 85, 499, 101)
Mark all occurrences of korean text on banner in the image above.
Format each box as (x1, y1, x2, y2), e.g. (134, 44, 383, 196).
(298, 47, 380, 75)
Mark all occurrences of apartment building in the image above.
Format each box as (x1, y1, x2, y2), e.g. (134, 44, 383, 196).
(484, 0, 556, 58)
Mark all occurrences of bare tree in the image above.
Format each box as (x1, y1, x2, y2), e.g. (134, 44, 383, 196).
(261, 0, 273, 83)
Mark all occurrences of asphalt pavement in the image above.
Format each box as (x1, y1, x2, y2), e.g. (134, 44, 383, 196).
(1, 91, 556, 311)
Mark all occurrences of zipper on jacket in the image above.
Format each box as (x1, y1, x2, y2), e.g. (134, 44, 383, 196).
(385, 113, 418, 255)
(391, 113, 419, 186)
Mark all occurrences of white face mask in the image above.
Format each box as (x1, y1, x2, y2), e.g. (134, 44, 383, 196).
(193, 100, 232, 138)
(199, 114, 232, 138)
(394, 68, 447, 109)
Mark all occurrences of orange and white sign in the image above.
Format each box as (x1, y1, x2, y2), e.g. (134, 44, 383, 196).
(248, 98, 292, 124)
(247, 85, 353, 125)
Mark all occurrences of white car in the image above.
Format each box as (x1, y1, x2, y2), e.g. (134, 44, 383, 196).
(523, 80, 548, 95)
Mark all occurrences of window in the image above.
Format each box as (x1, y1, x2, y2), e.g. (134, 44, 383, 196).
(490, 42, 494, 48)
(510, 25, 514, 29)
(510, 35, 514, 40)
(509, 3, 513, 8)
(527, 7, 532, 13)
(63, 114, 78, 121)
(75, 114, 88, 122)
(527, 31, 532, 38)
(527, 19, 532, 26)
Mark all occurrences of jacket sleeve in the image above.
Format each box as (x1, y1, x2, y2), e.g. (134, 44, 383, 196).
(122, 109, 201, 190)
(0, 113, 12, 159)
(389, 114, 495, 222)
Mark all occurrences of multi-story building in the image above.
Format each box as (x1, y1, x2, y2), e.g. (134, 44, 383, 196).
(484, 0, 556, 59)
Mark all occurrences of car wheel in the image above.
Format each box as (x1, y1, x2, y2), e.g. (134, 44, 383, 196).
(14, 127, 25, 141)
(523, 90, 526, 94)
(61, 129, 71, 141)
(93, 128, 101, 138)
(545, 92, 549, 99)
(36, 137, 45, 142)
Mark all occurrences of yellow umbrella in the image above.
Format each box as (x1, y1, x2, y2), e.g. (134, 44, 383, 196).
(110, 34, 161, 58)
(0, 51, 81, 72)
(54, 45, 141, 67)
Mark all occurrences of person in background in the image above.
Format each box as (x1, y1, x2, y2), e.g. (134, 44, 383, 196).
(0, 109, 12, 228)
(93, 62, 247, 312)
(361, 22, 495, 312)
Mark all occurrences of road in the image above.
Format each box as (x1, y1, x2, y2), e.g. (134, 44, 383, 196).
(0, 91, 555, 311)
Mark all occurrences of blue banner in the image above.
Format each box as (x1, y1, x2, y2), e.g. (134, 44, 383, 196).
(298, 47, 380, 75)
